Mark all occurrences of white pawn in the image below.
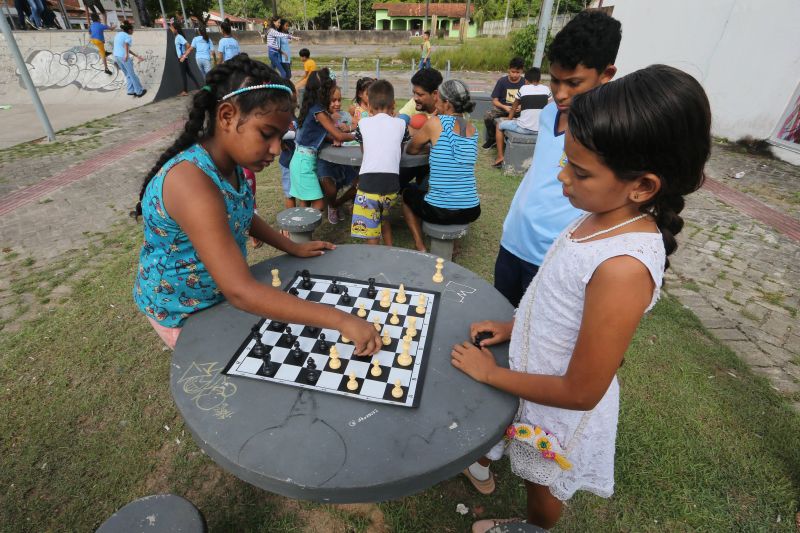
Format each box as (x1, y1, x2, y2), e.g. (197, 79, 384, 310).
(397, 343, 412, 367)
(380, 288, 391, 309)
(415, 294, 426, 314)
(390, 307, 400, 325)
(346, 371, 359, 391)
(341, 334, 350, 343)
(382, 327, 392, 346)
(432, 258, 444, 283)
(271, 268, 281, 288)
(370, 358, 382, 377)
(396, 284, 407, 303)
(357, 302, 367, 317)
(328, 345, 341, 369)
(391, 379, 404, 398)
(373, 316, 381, 331)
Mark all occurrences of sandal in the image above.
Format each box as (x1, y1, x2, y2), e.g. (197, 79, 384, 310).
(471, 518, 528, 533)
(462, 467, 496, 495)
(492, 160, 504, 168)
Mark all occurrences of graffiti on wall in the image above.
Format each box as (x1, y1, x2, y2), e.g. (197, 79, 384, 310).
(19, 45, 158, 93)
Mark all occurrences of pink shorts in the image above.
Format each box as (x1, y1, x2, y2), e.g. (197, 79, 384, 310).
(147, 316, 182, 349)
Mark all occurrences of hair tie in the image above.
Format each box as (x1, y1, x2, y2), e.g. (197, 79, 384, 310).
(220, 83, 293, 101)
(201, 85, 212, 93)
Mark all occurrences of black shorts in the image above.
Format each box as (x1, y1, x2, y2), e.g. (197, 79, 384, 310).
(402, 188, 481, 225)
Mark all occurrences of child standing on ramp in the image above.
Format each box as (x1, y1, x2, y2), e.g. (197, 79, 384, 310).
(453, 65, 712, 531)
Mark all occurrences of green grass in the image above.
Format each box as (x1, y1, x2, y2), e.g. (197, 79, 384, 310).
(398, 37, 514, 71)
(1, 134, 798, 531)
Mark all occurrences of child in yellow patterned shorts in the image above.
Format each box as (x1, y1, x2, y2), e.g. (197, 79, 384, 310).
(86, 12, 114, 75)
(350, 80, 410, 245)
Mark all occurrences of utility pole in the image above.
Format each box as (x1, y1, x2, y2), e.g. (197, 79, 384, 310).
(459, 0, 471, 43)
(179, 0, 188, 24)
(0, 11, 55, 142)
(503, 0, 510, 35)
(303, 0, 308, 29)
(532, 0, 553, 68)
(217, 0, 224, 19)
(424, 0, 429, 32)
(358, 0, 361, 30)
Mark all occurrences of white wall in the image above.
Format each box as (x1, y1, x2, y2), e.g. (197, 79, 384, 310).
(603, 0, 800, 148)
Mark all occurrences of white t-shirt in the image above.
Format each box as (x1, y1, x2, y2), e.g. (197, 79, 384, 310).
(356, 113, 408, 175)
(515, 84, 552, 132)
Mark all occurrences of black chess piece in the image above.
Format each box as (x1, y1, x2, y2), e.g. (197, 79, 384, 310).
(306, 326, 320, 336)
(290, 341, 305, 363)
(251, 324, 261, 339)
(367, 277, 377, 298)
(285, 326, 296, 345)
(306, 357, 319, 384)
(340, 286, 351, 305)
(301, 269, 313, 290)
(289, 287, 299, 296)
(252, 335, 267, 359)
(473, 331, 494, 347)
(318, 332, 329, 353)
(330, 280, 340, 294)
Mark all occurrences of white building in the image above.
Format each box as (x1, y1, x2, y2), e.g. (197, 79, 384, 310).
(591, 0, 800, 165)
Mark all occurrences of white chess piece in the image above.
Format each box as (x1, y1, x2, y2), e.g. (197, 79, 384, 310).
(432, 258, 444, 283)
(370, 358, 382, 377)
(328, 345, 341, 369)
(390, 307, 400, 325)
(357, 302, 367, 317)
(391, 379, 403, 398)
(382, 328, 392, 346)
(396, 284, 407, 303)
(380, 288, 391, 309)
(346, 371, 359, 390)
(271, 268, 281, 287)
(397, 343, 412, 367)
(415, 294, 426, 314)
(373, 316, 381, 331)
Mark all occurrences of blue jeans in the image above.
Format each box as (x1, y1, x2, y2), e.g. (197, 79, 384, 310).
(493, 245, 540, 307)
(196, 57, 212, 78)
(418, 57, 431, 70)
(268, 49, 286, 78)
(27, 0, 43, 27)
(115, 56, 143, 95)
(498, 119, 537, 136)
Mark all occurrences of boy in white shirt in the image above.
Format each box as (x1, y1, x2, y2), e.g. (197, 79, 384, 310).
(351, 80, 411, 245)
(494, 67, 552, 167)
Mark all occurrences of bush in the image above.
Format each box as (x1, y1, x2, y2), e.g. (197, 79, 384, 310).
(510, 24, 552, 69)
(399, 37, 514, 71)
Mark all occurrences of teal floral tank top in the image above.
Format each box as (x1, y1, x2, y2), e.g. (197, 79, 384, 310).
(133, 144, 254, 327)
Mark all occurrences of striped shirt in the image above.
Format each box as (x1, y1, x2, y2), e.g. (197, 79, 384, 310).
(425, 115, 480, 209)
(267, 28, 290, 50)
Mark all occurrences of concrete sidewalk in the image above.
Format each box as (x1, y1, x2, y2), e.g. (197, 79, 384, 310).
(0, 94, 798, 410)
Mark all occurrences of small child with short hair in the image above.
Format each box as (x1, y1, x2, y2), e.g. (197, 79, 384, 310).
(351, 80, 410, 245)
(296, 48, 316, 89)
(493, 67, 552, 167)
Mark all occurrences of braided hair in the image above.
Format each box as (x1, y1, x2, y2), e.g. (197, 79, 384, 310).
(132, 54, 292, 218)
(437, 79, 475, 114)
(568, 64, 711, 270)
(298, 68, 334, 127)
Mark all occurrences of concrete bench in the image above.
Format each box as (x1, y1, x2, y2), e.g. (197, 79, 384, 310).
(487, 522, 548, 532)
(96, 494, 207, 533)
(503, 130, 538, 175)
(471, 94, 493, 120)
(276, 207, 322, 243)
(422, 221, 469, 261)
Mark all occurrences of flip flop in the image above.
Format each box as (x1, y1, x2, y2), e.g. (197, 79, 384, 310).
(462, 467, 495, 495)
(492, 161, 504, 168)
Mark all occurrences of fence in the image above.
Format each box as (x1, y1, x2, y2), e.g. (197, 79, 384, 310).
(480, 13, 573, 37)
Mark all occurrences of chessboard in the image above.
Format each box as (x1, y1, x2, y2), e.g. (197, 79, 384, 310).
(223, 271, 440, 407)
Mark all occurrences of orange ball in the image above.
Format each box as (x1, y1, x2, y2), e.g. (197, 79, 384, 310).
(409, 114, 427, 130)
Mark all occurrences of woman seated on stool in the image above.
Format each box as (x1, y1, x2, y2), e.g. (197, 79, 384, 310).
(402, 79, 481, 252)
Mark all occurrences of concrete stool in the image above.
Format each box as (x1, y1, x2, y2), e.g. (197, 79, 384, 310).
(276, 207, 322, 243)
(96, 494, 207, 533)
(422, 221, 469, 261)
(471, 94, 494, 120)
(487, 522, 548, 532)
(503, 131, 538, 175)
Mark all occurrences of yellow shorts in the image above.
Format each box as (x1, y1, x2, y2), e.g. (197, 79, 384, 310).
(90, 38, 107, 59)
(351, 190, 397, 239)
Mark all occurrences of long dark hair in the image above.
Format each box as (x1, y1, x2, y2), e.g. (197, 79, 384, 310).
(568, 64, 711, 269)
(198, 26, 209, 43)
(353, 76, 373, 106)
(132, 55, 291, 217)
(171, 20, 185, 38)
(298, 68, 334, 127)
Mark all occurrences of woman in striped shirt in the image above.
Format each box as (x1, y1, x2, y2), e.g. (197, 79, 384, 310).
(267, 17, 298, 79)
(403, 79, 481, 252)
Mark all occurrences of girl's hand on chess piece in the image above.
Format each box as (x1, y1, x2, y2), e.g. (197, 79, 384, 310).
(469, 320, 513, 347)
(340, 315, 381, 356)
(451, 342, 497, 384)
(289, 240, 336, 257)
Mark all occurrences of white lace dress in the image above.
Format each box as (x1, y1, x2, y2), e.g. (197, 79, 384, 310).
(487, 216, 666, 500)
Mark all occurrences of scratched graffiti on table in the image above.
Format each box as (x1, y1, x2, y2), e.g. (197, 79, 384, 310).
(178, 361, 237, 419)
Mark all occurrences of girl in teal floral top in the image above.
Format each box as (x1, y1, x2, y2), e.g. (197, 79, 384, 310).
(133, 55, 381, 354)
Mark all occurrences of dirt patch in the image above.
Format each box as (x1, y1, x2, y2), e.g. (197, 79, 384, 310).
(141, 439, 179, 494)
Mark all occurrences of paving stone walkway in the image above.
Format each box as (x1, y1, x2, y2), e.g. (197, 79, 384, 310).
(0, 93, 798, 410)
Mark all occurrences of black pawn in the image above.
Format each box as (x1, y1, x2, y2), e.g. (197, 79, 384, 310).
(290, 341, 305, 363)
(301, 269, 313, 290)
(341, 286, 352, 305)
(284, 326, 296, 345)
(366, 278, 377, 299)
(330, 280, 340, 294)
(252, 336, 267, 359)
(289, 287, 299, 296)
(318, 332, 329, 353)
(306, 357, 319, 384)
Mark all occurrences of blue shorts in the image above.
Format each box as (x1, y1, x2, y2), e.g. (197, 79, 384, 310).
(498, 119, 537, 135)
(280, 164, 292, 198)
(317, 158, 358, 189)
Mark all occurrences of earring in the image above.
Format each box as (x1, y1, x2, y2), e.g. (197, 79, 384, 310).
(633, 194, 639, 200)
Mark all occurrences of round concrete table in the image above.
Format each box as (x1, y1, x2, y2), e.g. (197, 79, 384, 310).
(170, 245, 516, 503)
(318, 143, 429, 168)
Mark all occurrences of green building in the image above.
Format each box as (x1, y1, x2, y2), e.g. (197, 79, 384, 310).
(372, 2, 477, 38)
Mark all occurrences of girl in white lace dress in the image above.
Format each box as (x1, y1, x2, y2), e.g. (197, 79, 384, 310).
(451, 65, 712, 531)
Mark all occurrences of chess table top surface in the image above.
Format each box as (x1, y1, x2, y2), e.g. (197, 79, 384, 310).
(171, 245, 516, 503)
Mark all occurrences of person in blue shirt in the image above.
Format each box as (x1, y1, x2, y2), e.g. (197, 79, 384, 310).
(112, 22, 146, 98)
(184, 26, 215, 77)
(171, 20, 200, 96)
(217, 20, 241, 62)
(278, 19, 292, 80)
(86, 11, 114, 75)
(491, 11, 622, 308)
